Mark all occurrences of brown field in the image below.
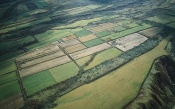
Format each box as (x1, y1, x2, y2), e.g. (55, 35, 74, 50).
(59, 39, 80, 48)
(19, 51, 65, 68)
(0, 94, 24, 109)
(70, 43, 111, 60)
(19, 55, 71, 78)
(79, 34, 97, 42)
(54, 35, 171, 109)
(109, 33, 148, 51)
(88, 23, 116, 33)
(65, 43, 87, 53)
(62, 34, 77, 41)
(139, 27, 162, 38)
(16, 44, 60, 63)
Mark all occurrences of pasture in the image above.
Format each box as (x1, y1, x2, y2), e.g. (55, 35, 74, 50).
(22, 70, 56, 95)
(139, 27, 162, 38)
(167, 22, 175, 29)
(49, 62, 79, 83)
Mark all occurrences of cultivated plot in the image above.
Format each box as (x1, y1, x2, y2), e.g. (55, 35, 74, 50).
(95, 30, 111, 37)
(22, 70, 56, 95)
(0, 60, 17, 76)
(70, 43, 111, 60)
(79, 34, 97, 42)
(65, 43, 87, 53)
(59, 39, 80, 48)
(49, 62, 79, 83)
(0, 71, 17, 85)
(139, 27, 162, 38)
(84, 38, 104, 47)
(109, 33, 148, 51)
(147, 14, 175, 24)
(88, 23, 116, 33)
(62, 34, 77, 41)
(16, 44, 60, 63)
(19, 55, 71, 78)
(85, 48, 122, 70)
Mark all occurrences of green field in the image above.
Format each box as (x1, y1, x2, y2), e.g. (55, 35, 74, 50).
(113, 26, 126, 32)
(17, 36, 36, 45)
(0, 80, 21, 101)
(95, 30, 110, 37)
(84, 38, 103, 47)
(0, 60, 17, 76)
(85, 48, 122, 70)
(76, 56, 92, 67)
(102, 23, 152, 40)
(127, 23, 139, 28)
(22, 70, 56, 95)
(49, 62, 79, 83)
(0, 50, 24, 62)
(167, 22, 175, 29)
(147, 14, 175, 24)
(74, 29, 91, 37)
(0, 71, 17, 85)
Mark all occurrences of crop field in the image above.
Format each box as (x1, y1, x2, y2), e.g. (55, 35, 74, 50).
(76, 56, 92, 67)
(59, 39, 80, 48)
(70, 43, 111, 60)
(112, 26, 126, 32)
(0, 60, 17, 76)
(35, 30, 71, 42)
(88, 23, 116, 33)
(147, 14, 175, 24)
(16, 44, 60, 63)
(102, 23, 152, 40)
(49, 62, 79, 83)
(22, 70, 56, 95)
(17, 36, 36, 45)
(95, 30, 111, 37)
(79, 34, 97, 42)
(167, 22, 175, 29)
(84, 38, 104, 47)
(109, 33, 148, 51)
(74, 29, 91, 37)
(0, 71, 17, 85)
(62, 34, 77, 41)
(54, 35, 170, 109)
(0, 80, 21, 101)
(139, 27, 162, 38)
(85, 48, 122, 70)
(19, 51, 65, 69)
(65, 43, 87, 53)
(19, 55, 71, 78)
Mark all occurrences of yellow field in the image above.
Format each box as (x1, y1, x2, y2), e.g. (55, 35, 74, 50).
(79, 34, 97, 42)
(54, 36, 171, 109)
(65, 43, 87, 53)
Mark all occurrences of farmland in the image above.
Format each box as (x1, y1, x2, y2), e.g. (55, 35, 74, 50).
(0, 60, 17, 75)
(85, 48, 122, 70)
(0, 0, 175, 108)
(147, 14, 175, 24)
(49, 62, 79, 83)
(70, 43, 111, 60)
(109, 33, 148, 51)
(84, 38, 104, 47)
(22, 70, 56, 95)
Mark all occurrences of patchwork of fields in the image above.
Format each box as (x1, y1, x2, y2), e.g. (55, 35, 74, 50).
(1, 2, 175, 108)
